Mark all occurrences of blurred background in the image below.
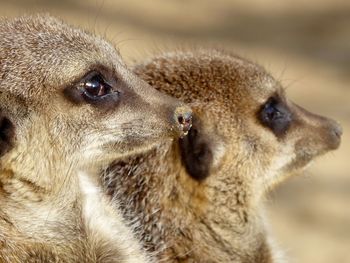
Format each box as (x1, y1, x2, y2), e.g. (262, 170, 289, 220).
(0, 1, 349, 262)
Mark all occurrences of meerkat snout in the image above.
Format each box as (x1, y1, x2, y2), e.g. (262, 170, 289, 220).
(330, 121, 343, 144)
(291, 102, 342, 150)
(255, 94, 342, 172)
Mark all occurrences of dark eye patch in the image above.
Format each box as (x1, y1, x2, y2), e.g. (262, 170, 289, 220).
(63, 70, 120, 109)
(258, 97, 292, 137)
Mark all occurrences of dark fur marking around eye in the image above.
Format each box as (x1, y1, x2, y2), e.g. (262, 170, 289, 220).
(258, 96, 292, 137)
(0, 113, 15, 157)
(179, 116, 213, 181)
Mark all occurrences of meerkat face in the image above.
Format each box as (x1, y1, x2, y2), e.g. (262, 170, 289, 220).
(0, 15, 191, 171)
(179, 70, 342, 194)
(135, 50, 341, 194)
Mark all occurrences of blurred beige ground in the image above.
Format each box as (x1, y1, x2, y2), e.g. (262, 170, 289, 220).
(0, 1, 349, 262)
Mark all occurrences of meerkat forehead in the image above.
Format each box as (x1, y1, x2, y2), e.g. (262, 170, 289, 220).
(136, 49, 282, 110)
(0, 15, 125, 98)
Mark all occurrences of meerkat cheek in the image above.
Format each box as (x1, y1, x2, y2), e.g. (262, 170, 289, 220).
(211, 141, 227, 168)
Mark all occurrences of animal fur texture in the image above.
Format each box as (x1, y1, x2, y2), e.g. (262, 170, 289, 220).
(104, 49, 342, 263)
(0, 15, 191, 262)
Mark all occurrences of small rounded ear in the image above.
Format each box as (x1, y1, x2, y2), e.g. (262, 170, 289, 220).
(179, 116, 213, 181)
(0, 112, 15, 157)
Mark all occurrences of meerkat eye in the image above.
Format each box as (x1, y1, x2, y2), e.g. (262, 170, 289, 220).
(80, 73, 113, 99)
(64, 70, 120, 108)
(259, 97, 292, 136)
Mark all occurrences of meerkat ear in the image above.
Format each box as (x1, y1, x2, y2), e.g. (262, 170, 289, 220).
(179, 116, 213, 181)
(0, 111, 15, 157)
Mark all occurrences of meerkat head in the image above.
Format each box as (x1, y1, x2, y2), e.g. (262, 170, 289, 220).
(105, 49, 341, 262)
(0, 15, 192, 177)
(135, 49, 341, 194)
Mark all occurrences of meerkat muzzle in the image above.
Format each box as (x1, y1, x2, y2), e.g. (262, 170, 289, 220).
(292, 103, 342, 151)
(325, 119, 342, 150)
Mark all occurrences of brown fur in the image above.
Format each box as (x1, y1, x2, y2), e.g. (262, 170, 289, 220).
(0, 15, 192, 262)
(104, 49, 342, 262)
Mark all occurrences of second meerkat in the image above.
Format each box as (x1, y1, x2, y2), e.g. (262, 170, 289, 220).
(104, 49, 342, 262)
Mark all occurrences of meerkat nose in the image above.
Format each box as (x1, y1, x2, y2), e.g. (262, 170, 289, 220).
(175, 106, 192, 137)
(326, 119, 342, 150)
(332, 121, 343, 138)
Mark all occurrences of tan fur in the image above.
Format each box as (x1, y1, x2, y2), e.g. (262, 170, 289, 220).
(104, 49, 342, 262)
(0, 15, 192, 262)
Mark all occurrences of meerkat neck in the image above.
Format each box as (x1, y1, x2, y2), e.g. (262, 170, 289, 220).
(105, 141, 272, 262)
(0, 160, 150, 262)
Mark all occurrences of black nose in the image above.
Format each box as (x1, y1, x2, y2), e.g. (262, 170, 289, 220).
(174, 106, 192, 137)
(327, 120, 342, 150)
(332, 122, 343, 138)
(178, 112, 192, 132)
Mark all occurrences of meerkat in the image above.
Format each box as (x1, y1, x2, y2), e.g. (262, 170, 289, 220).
(103, 49, 342, 263)
(0, 15, 192, 262)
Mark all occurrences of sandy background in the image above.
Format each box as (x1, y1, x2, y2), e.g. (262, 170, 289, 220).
(0, 1, 349, 262)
